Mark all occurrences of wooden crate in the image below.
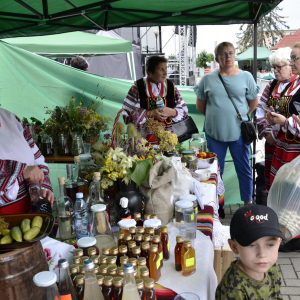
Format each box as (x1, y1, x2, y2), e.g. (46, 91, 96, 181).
(213, 243, 235, 283)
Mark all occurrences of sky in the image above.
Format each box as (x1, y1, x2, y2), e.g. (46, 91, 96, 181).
(140, 0, 300, 57)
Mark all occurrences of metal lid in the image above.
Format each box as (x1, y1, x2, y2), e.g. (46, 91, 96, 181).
(132, 246, 141, 254)
(141, 242, 150, 250)
(83, 259, 95, 270)
(137, 257, 146, 266)
(94, 265, 100, 274)
(66, 164, 73, 175)
(128, 258, 137, 266)
(79, 154, 92, 161)
(100, 265, 108, 274)
(140, 267, 149, 276)
(179, 194, 197, 201)
(88, 247, 97, 256)
(136, 226, 145, 234)
(150, 214, 158, 219)
(176, 235, 184, 243)
(108, 265, 117, 274)
(104, 276, 113, 286)
(134, 212, 141, 218)
(150, 245, 158, 252)
(91, 255, 99, 263)
(146, 227, 154, 235)
(143, 234, 151, 242)
(113, 277, 123, 287)
(118, 219, 137, 230)
(79, 265, 85, 274)
(123, 263, 134, 274)
(99, 255, 107, 263)
(58, 176, 65, 185)
(96, 275, 104, 285)
(107, 256, 116, 264)
(75, 249, 83, 256)
(110, 246, 118, 255)
(117, 267, 124, 276)
(117, 232, 124, 239)
(102, 247, 110, 255)
(136, 278, 144, 289)
(119, 245, 128, 253)
(72, 255, 81, 263)
(33, 271, 57, 287)
(144, 214, 151, 220)
(184, 240, 192, 248)
(127, 241, 136, 249)
(81, 256, 89, 263)
(75, 275, 84, 285)
(91, 204, 106, 212)
(161, 226, 168, 233)
(175, 200, 193, 209)
(120, 256, 128, 263)
(58, 258, 69, 268)
(144, 219, 162, 228)
(152, 235, 161, 243)
(181, 150, 195, 155)
(145, 278, 155, 289)
(77, 237, 96, 248)
(70, 265, 79, 274)
(124, 233, 132, 241)
(135, 233, 143, 241)
(129, 227, 136, 234)
(76, 192, 83, 198)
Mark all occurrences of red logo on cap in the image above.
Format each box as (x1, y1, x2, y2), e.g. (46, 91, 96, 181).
(244, 210, 269, 224)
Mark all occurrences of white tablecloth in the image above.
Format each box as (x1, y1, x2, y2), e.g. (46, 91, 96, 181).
(157, 222, 218, 300)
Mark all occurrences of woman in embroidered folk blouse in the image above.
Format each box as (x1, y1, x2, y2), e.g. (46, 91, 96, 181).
(0, 108, 54, 214)
(256, 47, 298, 193)
(122, 55, 188, 144)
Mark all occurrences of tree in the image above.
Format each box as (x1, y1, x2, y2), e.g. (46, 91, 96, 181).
(196, 50, 214, 68)
(236, 7, 289, 52)
(168, 54, 177, 60)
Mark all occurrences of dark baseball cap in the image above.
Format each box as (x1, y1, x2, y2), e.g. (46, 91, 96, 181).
(230, 204, 286, 246)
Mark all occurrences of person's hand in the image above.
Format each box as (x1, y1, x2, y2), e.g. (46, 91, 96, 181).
(40, 189, 55, 207)
(159, 107, 176, 119)
(23, 166, 44, 184)
(292, 114, 300, 126)
(266, 106, 286, 126)
(149, 109, 167, 121)
(265, 131, 276, 145)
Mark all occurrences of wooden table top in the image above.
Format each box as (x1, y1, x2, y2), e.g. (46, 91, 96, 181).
(44, 155, 75, 163)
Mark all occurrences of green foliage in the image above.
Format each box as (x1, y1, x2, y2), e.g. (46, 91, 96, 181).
(127, 158, 154, 187)
(196, 50, 214, 68)
(236, 7, 289, 51)
(168, 54, 177, 60)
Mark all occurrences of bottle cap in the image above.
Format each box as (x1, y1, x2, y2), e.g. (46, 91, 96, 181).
(117, 267, 124, 276)
(120, 257, 129, 265)
(102, 247, 110, 255)
(79, 265, 85, 274)
(107, 256, 116, 264)
(175, 200, 193, 209)
(123, 263, 134, 274)
(135, 233, 143, 241)
(91, 255, 99, 264)
(66, 164, 73, 175)
(69, 265, 79, 274)
(113, 276, 123, 287)
(110, 246, 118, 255)
(184, 240, 192, 248)
(145, 278, 155, 289)
(144, 214, 151, 220)
(127, 241, 136, 249)
(76, 192, 84, 198)
(146, 227, 154, 235)
(74, 156, 80, 163)
(140, 267, 149, 277)
(141, 242, 150, 250)
(104, 276, 113, 286)
(58, 177, 65, 185)
(136, 226, 145, 234)
(179, 194, 197, 201)
(72, 256, 81, 264)
(124, 234, 132, 241)
(150, 245, 158, 252)
(96, 275, 104, 285)
(129, 227, 136, 234)
(128, 258, 137, 266)
(75, 249, 83, 257)
(144, 219, 162, 229)
(136, 278, 144, 289)
(132, 246, 141, 255)
(176, 235, 184, 243)
(58, 258, 69, 268)
(118, 219, 136, 230)
(33, 271, 57, 287)
(94, 172, 101, 180)
(75, 275, 84, 285)
(134, 212, 141, 219)
(88, 247, 97, 256)
(150, 214, 158, 219)
(94, 265, 100, 274)
(119, 245, 128, 253)
(83, 259, 95, 270)
(77, 237, 96, 248)
(81, 256, 89, 263)
(137, 257, 146, 266)
(152, 235, 161, 243)
(120, 197, 129, 208)
(100, 265, 108, 274)
(99, 255, 107, 264)
(91, 204, 106, 212)
(108, 265, 117, 274)
(143, 234, 151, 242)
(161, 226, 168, 233)
(117, 232, 124, 239)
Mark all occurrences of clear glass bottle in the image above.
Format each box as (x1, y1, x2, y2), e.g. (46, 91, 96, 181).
(71, 132, 84, 156)
(103, 276, 114, 300)
(145, 278, 156, 300)
(141, 242, 150, 270)
(122, 264, 140, 300)
(161, 226, 170, 261)
(56, 177, 75, 240)
(41, 133, 53, 157)
(75, 156, 89, 202)
(136, 278, 144, 300)
(181, 240, 196, 276)
(58, 132, 70, 156)
(189, 133, 207, 152)
(84, 260, 105, 300)
(90, 204, 116, 253)
(152, 235, 163, 268)
(134, 212, 144, 227)
(148, 245, 161, 282)
(75, 275, 85, 300)
(174, 235, 184, 271)
(74, 192, 89, 239)
(57, 259, 77, 300)
(33, 271, 61, 300)
(113, 277, 123, 300)
(65, 164, 78, 206)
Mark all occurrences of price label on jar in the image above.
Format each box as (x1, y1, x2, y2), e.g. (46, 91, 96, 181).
(156, 259, 160, 270)
(186, 257, 195, 267)
(167, 241, 170, 251)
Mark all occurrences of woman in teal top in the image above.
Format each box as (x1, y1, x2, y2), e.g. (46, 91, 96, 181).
(194, 42, 259, 205)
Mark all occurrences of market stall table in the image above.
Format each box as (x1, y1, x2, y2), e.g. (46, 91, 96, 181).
(44, 154, 75, 163)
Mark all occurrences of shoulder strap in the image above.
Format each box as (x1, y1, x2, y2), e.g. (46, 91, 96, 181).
(136, 78, 148, 109)
(218, 73, 248, 122)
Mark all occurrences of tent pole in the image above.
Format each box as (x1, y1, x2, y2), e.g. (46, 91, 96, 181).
(252, 20, 258, 202)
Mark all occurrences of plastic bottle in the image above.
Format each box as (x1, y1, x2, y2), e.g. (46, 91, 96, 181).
(33, 271, 61, 300)
(121, 264, 140, 300)
(57, 259, 77, 300)
(74, 192, 90, 239)
(156, 95, 165, 109)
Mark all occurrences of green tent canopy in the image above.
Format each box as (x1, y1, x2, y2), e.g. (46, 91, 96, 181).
(0, 0, 281, 37)
(235, 47, 273, 61)
(1, 31, 133, 57)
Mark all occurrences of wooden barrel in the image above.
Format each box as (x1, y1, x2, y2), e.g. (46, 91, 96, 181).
(0, 241, 48, 300)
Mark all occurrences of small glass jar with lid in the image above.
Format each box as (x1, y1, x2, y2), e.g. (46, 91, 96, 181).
(189, 133, 207, 153)
(179, 194, 199, 214)
(77, 237, 99, 256)
(181, 150, 198, 171)
(174, 200, 194, 227)
(118, 219, 137, 235)
(144, 219, 162, 236)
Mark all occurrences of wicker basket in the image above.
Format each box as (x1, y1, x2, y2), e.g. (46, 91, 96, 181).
(111, 108, 133, 149)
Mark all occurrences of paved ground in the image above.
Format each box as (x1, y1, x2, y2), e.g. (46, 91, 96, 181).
(222, 204, 300, 300)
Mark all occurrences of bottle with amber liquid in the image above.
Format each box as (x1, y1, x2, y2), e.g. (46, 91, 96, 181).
(113, 277, 123, 300)
(127, 240, 136, 258)
(152, 235, 163, 268)
(70, 265, 79, 285)
(132, 246, 141, 260)
(134, 212, 144, 227)
(141, 242, 150, 269)
(117, 232, 125, 247)
(129, 227, 136, 241)
(174, 235, 184, 271)
(146, 228, 154, 242)
(136, 278, 144, 300)
(140, 267, 149, 281)
(161, 226, 170, 261)
(107, 256, 117, 267)
(75, 275, 85, 300)
(97, 275, 104, 292)
(148, 245, 161, 282)
(103, 276, 114, 300)
(124, 234, 132, 248)
(137, 257, 146, 278)
(150, 214, 158, 219)
(145, 278, 156, 300)
(135, 234, 143, 247)
(181, 240, 196, 276)
(118, 245, 128, 266)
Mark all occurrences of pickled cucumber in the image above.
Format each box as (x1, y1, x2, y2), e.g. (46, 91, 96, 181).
(23, 226, 40, 241)
(0, 234, 12, 244)
(11, 226, 22, 242)
(20, 219, 31, 234)
(0, 229, 10, 236)
(31, 216, 43, 229)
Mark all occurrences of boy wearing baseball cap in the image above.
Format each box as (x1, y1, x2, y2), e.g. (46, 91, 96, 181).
(215, 204, 285, 300)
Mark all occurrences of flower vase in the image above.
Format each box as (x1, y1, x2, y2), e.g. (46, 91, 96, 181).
(114, 179, 145, 218)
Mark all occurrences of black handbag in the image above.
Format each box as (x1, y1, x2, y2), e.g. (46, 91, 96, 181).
(218, 73, 257, 146)
(172, 116, 199, 143)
